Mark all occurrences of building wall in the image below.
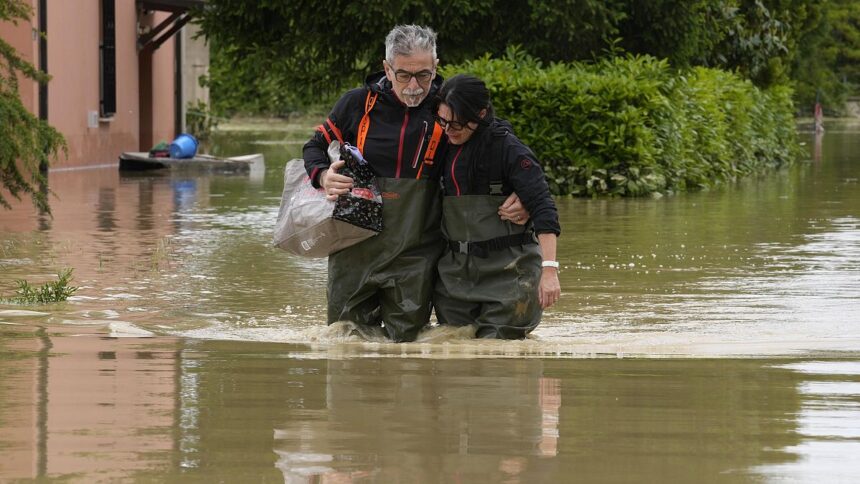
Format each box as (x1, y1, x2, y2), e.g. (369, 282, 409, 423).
(49, 2, 178, 167)
(1, 1, 183, 169)
(180, 22, 210, 133)
(0, 0, 38, 115)
(148, 11, 178, 149)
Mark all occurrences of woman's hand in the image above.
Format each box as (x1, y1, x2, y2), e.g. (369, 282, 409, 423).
(321, 160, 354, 201)
(498, 193, 530, 225)
(539, 268, 561, 308)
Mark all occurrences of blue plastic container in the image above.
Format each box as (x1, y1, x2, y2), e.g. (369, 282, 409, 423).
(169, 133, 199, 159)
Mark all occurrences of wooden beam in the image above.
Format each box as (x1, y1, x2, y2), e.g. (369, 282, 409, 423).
(138, 11, 182, 51)
(143, 13, 191, 53)
(139, 0, 205, 13)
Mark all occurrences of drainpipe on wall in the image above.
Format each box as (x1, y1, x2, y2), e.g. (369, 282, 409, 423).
(174, 28, 183, 136)
(38, 0, 48, 174)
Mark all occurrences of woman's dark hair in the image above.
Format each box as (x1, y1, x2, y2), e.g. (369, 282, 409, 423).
(436, 74, 494, 127)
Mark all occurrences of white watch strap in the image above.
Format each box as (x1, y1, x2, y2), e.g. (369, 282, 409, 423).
(541, 260, 560, 269)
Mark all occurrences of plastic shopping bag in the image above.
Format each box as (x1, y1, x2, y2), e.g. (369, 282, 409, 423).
(273, 141, 381, 257)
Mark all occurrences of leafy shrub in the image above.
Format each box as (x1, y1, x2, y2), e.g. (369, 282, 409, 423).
(441, 48, 800, 196)
(2, 268, 77, 304)
(186, 100, 220, 142)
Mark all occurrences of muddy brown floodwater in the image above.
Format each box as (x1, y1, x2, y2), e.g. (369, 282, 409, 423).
(1, 121, 858, 481)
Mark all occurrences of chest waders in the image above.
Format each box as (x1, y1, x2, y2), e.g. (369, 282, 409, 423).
(327, 177, 443, 342)
(434, 195, 543, 339)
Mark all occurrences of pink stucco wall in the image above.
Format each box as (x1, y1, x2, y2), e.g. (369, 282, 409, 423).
(1, 1, 178, 169)
(0, 0, 38, 114)
(150, 13, 177, 148)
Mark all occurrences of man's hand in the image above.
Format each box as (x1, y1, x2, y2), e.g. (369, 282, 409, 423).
(321, 160, 354, 201)
(498, 193, 530, 225)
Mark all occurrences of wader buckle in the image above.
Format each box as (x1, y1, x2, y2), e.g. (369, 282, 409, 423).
(451, 240, 487, 257)
(448, 232, 536, 259)
(463, 242, 489, 258)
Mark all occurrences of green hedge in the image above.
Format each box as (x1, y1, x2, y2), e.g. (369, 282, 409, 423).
(441, 49, 800, 196)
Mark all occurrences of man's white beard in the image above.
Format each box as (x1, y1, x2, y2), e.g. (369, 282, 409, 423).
(401, 88, 425, 107)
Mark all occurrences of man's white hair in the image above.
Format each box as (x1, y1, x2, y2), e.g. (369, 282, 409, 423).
(385, 25, 437, 63)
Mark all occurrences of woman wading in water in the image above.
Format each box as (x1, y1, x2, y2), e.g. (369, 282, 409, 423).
(433, 74, 561, 339)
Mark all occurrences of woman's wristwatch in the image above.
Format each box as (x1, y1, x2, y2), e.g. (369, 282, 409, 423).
(541, 260, 560, 269)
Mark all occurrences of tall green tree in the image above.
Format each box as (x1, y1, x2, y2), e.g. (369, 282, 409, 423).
(709, 0, 825, 88)
(1, 0, 65, 213)
(784, 0, 860, 115)
(618, 0, 727, 68)
(791, 0, 844, 113)
(829, 0, 860, 87)
(197, 0, 625, 116)
(620, 0, 827, 89)
(199, 0, 832, 114)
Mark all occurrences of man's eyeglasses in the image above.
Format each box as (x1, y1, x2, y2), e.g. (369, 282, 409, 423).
(392, 69, 434, 84)
(434, 115, 470, 131)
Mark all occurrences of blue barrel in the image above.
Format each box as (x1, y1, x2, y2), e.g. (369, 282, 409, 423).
(169, 133, 199, 159)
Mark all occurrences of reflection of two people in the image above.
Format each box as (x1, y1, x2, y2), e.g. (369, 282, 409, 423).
(813, 100, 824, 163)
(271, 359, 807, 482)
(813, 101, 825, 134)
(813, 130, 824, 163)
(273, 358, 560, 482)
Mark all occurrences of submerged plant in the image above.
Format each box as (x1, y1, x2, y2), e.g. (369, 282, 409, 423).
(2, 268, 78, 304)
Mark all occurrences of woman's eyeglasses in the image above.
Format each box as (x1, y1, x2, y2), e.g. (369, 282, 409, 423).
(434, 115, 470, 131)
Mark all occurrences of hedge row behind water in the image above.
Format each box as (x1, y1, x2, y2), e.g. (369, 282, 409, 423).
(441, 50, 800, 196)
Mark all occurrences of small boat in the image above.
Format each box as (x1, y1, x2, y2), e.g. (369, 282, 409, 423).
(118, 152, 265, 175)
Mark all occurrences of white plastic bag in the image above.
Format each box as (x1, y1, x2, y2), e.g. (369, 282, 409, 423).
(273, 144, 378, 257)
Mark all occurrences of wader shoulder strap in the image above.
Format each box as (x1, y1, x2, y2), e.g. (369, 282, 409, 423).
(416, 122, 444, 179)
(488, 130, 509, 195)
(356, 91, 378, 154)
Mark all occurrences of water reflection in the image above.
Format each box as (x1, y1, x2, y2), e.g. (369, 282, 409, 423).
(4, 330, 860, 481)
(813, 130, 824, 163)
(0, 327, 180, 481)
(753, 361, 860, 481)
(164, 344, 812, 482)
(96, 187, 117, 232)
(171, 179, 198, 213)
(135, 178, 155, 232)
(271, 359, 560, 482)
